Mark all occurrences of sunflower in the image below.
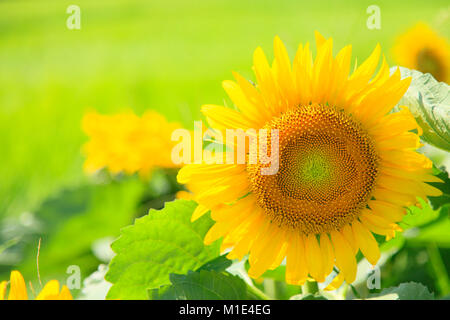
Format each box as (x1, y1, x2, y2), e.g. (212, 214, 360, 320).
(393, 22, 450, 83)
(0, 270, 72, 300)
(82, 110, 182, 176)
(177, 32, 442, 289)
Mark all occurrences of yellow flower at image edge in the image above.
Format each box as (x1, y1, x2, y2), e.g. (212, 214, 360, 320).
(0, 271, 72, 300)
(178, 32, 443, 289)
(393, 22, 450, 83)
(82, 110, 182, 176)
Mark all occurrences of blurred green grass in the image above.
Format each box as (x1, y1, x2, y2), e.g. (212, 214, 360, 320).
(0, 0, 449, 296)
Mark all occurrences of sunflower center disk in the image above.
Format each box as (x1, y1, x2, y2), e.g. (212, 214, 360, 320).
(247, 104, 379, 235)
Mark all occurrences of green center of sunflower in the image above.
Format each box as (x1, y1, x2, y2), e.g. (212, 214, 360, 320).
(247, 104, 379, 235)
(299, 151, 331, 182)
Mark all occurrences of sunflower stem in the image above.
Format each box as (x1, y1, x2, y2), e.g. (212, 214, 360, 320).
(263, 279, 276, 299)
(427, 243, 450, 295)
(302, 280, 319, 295)
(246, 283, 272, 300)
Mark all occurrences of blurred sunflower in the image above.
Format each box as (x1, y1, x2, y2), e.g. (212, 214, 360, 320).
(0, 270, 72, 300)
(393, 22, 450, 83)
(177, 32, 442, 289)
(82, 110, 182, 177)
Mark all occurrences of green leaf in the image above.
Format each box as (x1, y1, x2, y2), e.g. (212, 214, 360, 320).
(259, 265, 286, 282)
(365, 294, 400, 300)
(401, 198, 440, 229)
(197, 254, 232, 273)
(379, 234, 405, 253)
(105, 199, 219, 299)
(153, 270, 248, 300)
(290, 293, 328, 300)
(245, 259, 287, 282)
(370, 282, 434, 300)
(428, 167, 450, 210)
(247, 264, 303, 300)
(3, 178, 145, 294)
(394, 67, 450, 151)
(407, 206, 450, 247)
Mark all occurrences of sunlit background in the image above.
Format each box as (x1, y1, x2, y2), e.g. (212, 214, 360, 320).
(0, 0, 449, 298)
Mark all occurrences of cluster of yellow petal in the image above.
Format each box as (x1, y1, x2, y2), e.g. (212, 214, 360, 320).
(178, 32, 443, 289)
(82, 110, 181, 176)
(0, 271, 72, 300)
(393, 22, 450, 83)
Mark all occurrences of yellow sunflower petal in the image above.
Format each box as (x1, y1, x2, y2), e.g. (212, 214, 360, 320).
(341, 224, 358, 254)
(304, 234, 325, 282)
(346, 44, 381, 101)
(381, 150, 432, 171)
(0, 281, 7, 300)
(311, 38, 333, 103)
(8, 271, 28, 300)
(372, 187, 418, 207)
(420, 182, 443, 197)
(368, 200, 405, 222)
(273, 36, 297, 109)
(269, 241, 288, 270)
(328, 45, 352, 105)
(248, 226, 287, 278)
(253, 46, 282, 115)
(380, 165, 442, 183)
(377, 174, 427, 200)
(204, 202, 254, 245)
(330, 231, 356, 283)
(222, 80, 267, 127)
(324, 272, 345, 291)
(360, 215, 396, 238)
(356, 70, 411, 126)
(59, 285, 73, 300)
(352, 221, 380, 265)
(232, 71, 270, 120)
(314, 30, 327, 48)
(293, 42, 313, 105)
(177, 163, 245, 184)
(202, 104, 256, 130)
(226, 209, 266, 260)
(191, 204, 210, 222)
(351, 44, 381, 81)
(376, 132, 421, 150)
(221, 205, 264, 252)
(320, 233, 335, 276)
(286, 232, 308, 285)
(36, 280, 60, 300)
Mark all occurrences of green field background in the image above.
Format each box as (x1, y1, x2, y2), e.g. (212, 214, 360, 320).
(0, 0, 449, 297)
